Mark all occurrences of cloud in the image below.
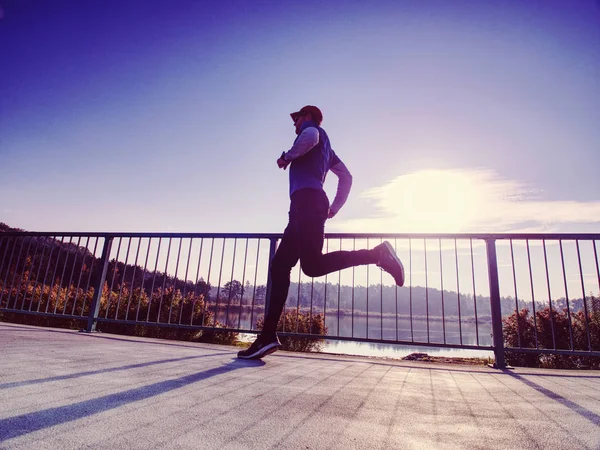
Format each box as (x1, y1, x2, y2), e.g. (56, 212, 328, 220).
(332, 168, 600, 233)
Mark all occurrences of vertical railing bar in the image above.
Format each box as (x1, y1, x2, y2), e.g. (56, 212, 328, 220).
(6, 238, 31, 309)
(310, 268, 315, 334)
(37, 236, 56, 313)
(594, 240, 600, 300)
(0, 237, 11, 307)
(21, 236, 42, 310)
(250, 239, 260, 330)
(409, 238, 413, 342)
(136, 237, 152, 322)
(238, 238, 249, 330)
(62, 236, 82, 314)
(542, 239, 557, 349)
(455, 238, 462, 345)
(324, 238, 328, 335)
(0, 237, 6, 269)
(0, 236, 20, 308)
(125, 237, 142, 321)
(167, 238, 183, 324)
(157, 237, 173, 323)
(338, 237, 343, 337)
(147, 237, 162, 322)
(575, 240, 592, 352)
(81, 237, 99, 316)
(30, 236, 51, 311)
(593, 240, 600, 350)
(213, 238, 226, 328)
(225, 238, 237, 328)
(486, 238, 506, 368)
(63, 238, 78, 314)
(105, 237, 123, 319)
(179, 238, 194, 326)
(351, 238, 355, 338)
(71, 236, 91, 315)
(424, 238, 429, 343)
(366, 237, 369, 340)
(0, 237, 13, 307)
(54, 236, 73, 314)
(510, 239, 521, 348)
(470, 238, 479, 347)
(17, 236, 37, 309)
(559, 240, 575, 350)
(60, 236, 79, 313)
(294, 255, 301, 334)
(395, 238, 399, 342)
(0, 236, 11, 294)
(380, 237, 383, 340)
(86, 237, 114, 332)
(191, 238, 205, 326)
(525, 239, 539, 348)
(8, 236, 29, 309)
(308, 241, 316, 334)
(189, 238, 203, 326)
(440, 238, 446, 344)
(202, 238, 214, 327)
(46, 237, 65, 313)
(115, 237, 133, 320)
(18, 236, 36, 309)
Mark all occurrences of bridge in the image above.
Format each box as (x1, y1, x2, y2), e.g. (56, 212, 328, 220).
(1, 231, 599, 448)
(1, 231, 599, 366)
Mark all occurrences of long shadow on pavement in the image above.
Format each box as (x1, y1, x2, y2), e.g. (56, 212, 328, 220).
(0, 352, 233, 390)
(0, 358, 264, 441)
(508, 372, 600, 426)
(0, 322, 234, 352)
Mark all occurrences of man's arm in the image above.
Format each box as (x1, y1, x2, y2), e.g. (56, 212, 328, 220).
(282, 127, 319, 162)
(328, 160, 353, 218)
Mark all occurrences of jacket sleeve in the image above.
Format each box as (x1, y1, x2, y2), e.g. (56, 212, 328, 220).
(329, 159, 353, 216)
(283, 127, 319, 161)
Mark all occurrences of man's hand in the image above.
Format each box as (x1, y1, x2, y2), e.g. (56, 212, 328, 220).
(277, 152, 290, 170)
(327, 209, 336, 219)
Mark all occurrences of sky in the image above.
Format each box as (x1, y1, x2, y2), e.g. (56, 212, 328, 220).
(1, 0, 599, 235)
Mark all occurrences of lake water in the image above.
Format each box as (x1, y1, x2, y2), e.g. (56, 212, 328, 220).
(230, 308, 495, 360)
(320, 340, 494, 360)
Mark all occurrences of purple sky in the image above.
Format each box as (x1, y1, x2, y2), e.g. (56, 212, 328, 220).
(1, 0, 599, 233)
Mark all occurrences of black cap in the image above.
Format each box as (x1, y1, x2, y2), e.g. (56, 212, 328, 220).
(290, 105, 323, 125)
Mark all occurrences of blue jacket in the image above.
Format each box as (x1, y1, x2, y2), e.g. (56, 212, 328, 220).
(289, 120, 340, 197)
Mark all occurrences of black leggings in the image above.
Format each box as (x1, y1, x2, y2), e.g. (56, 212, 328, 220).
(261, 188, 376, 338)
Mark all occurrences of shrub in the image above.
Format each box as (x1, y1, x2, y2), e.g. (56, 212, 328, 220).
(503, 304, 600, 369)
(256, 309, 327, 352)
(502, 309, 539, 367)
(1, 276, 239, 345)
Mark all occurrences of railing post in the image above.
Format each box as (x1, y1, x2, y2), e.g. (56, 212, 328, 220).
(85, 237, 113, 333)
(263, 238, 278, 318)
(485, 237, 506, 369)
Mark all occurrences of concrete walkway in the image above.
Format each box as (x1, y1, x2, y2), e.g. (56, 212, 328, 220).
(1, 321, 599, 450)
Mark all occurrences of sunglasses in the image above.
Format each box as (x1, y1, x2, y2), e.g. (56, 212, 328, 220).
(293, 113, 306, 123)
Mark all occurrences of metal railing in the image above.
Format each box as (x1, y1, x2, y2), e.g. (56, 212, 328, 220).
(1, 231, 599, 368)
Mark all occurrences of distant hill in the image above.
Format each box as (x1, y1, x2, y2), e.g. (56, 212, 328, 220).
(0, 222, 25, 232)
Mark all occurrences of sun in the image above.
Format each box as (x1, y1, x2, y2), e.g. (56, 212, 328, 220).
(359, 169, 488, 233)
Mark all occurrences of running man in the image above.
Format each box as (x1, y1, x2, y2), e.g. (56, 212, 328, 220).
(238, 105, 405, 359)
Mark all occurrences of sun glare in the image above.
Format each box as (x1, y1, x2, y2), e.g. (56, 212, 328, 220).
(334, 168, 600, 234)
(362, 169, 485, 233)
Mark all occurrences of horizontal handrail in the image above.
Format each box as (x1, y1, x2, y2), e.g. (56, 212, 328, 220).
(2, 231, 599, 240)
